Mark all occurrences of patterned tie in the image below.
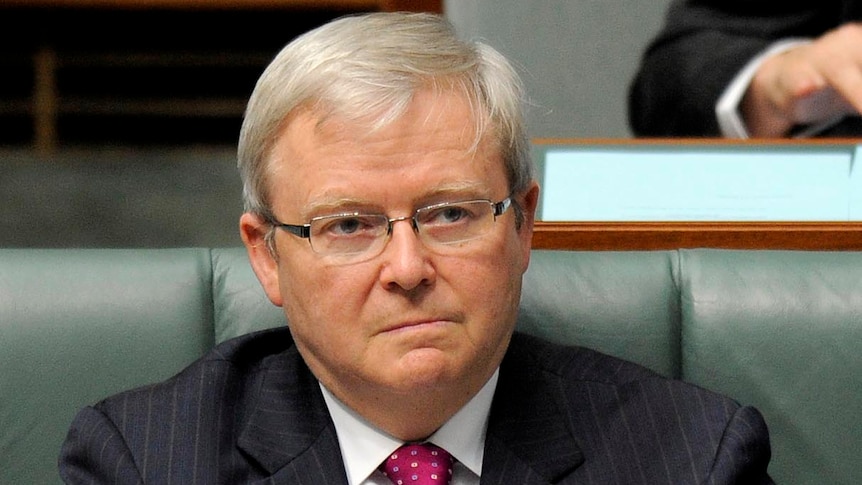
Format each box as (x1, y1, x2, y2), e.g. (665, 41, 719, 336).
(379, 443, 454, 485)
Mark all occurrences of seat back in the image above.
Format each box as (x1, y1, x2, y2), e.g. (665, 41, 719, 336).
(680, 249, 862, 485)
(0, 248, 215, 484)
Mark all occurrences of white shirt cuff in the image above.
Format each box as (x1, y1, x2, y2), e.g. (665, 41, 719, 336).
(715, 39, 810, 138)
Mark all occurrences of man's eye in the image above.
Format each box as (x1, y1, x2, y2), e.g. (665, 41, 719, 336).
(425, 205, 473, 225)
(320, 216, 379, 236)
(333, 218, 362, 235)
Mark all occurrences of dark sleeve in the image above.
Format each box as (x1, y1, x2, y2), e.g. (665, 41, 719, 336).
(707, 405, 774, 484)
(628, 0, 845, 137)
(58, 406, 144, 485)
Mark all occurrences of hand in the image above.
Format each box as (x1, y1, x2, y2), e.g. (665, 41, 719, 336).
(742, 23, 862, 137)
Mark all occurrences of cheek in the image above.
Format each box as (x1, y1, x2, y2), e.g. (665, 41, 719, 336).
(279, 261, 372, 342)
(489, 235, 528, 322)
(451, 241, 525, 329)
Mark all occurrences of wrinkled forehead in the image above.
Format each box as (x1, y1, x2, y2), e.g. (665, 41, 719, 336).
(261, 90, 508, 213)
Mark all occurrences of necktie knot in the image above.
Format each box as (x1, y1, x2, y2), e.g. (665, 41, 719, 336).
(379, 443, 454, 485)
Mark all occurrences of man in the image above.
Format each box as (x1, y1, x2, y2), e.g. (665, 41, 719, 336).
(60, 12, 774, 484)
(629, 0, 862, 138)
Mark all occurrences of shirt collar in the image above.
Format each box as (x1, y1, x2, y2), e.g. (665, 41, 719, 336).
(320, 369, 499, 485)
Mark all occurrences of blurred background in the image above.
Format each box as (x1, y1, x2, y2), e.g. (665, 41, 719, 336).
(1, 0, 673, 248)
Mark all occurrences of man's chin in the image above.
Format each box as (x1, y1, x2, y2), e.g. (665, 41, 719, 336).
(388, 348, 462, 389)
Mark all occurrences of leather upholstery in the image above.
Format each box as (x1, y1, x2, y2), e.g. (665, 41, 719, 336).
(679, 249, 862, 485)
(1, 247, 859, 484)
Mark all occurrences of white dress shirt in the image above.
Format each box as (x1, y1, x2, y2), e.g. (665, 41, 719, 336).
(320, 369, 499, 485)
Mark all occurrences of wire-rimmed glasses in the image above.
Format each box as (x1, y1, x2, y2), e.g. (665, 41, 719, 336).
(269, 196, 512, 263)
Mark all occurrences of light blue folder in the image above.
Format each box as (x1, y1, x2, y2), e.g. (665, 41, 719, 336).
(535, 143, 861, 221)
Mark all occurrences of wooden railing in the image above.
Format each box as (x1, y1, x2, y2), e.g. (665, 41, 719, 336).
(531, 221, 862, 251)
(0, 0, 441, 11)
(1, 0, 442, 153)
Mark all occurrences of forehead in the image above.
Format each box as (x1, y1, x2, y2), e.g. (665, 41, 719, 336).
(268, 89, 507, 212)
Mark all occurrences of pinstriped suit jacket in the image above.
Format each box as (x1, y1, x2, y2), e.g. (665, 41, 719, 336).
(59, 328, 774, 484)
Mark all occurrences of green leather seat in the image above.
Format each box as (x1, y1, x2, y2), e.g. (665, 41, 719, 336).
(680, 249, 862, 485)
(0, 249, 215, 484)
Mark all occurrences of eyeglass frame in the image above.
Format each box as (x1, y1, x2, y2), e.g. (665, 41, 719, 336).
(265, 195, 514, 260)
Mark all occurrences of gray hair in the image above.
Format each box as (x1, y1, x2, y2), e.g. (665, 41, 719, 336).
(237, 12, 533, 219)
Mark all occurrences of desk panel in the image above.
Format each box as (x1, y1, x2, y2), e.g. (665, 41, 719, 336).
(535, 139, 862, 222)
(531, 140, 862, 250)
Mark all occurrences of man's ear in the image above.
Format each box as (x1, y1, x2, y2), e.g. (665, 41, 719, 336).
(239, 212, 284, 307)
(517, 182, 540, 272)
(520, 181, 540, 235)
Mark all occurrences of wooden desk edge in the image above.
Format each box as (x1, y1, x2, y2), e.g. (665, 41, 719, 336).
(532, 221, 862, 251)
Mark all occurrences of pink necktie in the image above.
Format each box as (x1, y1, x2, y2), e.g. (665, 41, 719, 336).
(379, 443, 454, 485)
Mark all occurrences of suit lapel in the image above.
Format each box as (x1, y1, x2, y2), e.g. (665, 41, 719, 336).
(235, 332, 585, 484)
(481, 334, 584, 484)
(237, 345, 349, 484)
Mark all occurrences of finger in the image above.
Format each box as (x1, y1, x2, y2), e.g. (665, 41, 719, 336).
(821, 62, 862, 116)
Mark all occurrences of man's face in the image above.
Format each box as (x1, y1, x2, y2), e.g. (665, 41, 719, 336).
(242, 88, 537, 417)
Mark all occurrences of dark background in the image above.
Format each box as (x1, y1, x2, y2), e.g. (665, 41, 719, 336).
(0, 5, 361, 248)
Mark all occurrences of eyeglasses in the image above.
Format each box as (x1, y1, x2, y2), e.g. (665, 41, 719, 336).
(269, 197, 512, 263)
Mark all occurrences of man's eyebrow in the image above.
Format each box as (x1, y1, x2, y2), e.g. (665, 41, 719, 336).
(420, 183, 491, 202)
(304, 198, 375, 217)
(303, 183, 492, 217)
(430, 181, 487, 194)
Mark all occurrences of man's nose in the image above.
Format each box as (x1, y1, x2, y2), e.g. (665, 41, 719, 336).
(378, 217, 435, 291)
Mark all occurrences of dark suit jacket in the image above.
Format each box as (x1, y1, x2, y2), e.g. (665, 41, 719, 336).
(59, 328, 773, 484)
(629, 0, 862, 137)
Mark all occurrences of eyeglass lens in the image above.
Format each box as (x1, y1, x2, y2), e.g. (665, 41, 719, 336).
(309, 199, 499, 258)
